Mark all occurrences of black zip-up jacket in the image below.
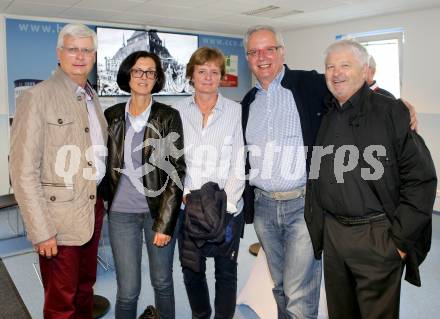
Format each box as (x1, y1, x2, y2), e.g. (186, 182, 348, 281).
(305, 85, 437, 286)
(99, 101, 186, 236)
(179, 182, 228, 272)
(240, 66, 329, 223)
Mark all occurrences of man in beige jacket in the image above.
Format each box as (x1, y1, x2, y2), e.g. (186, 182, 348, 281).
(10, 23, 107, 319)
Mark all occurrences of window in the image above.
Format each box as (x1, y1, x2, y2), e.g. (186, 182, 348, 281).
(337, 28, 404, 98)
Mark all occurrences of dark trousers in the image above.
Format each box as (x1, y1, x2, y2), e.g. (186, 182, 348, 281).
(182, 255, 237, 319)
(179, 212, 243, 319)
(39, 198, 104, 319)
(323, 214, 404, 319)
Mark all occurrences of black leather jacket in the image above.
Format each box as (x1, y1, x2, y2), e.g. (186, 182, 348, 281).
(100, 101, 186, 236)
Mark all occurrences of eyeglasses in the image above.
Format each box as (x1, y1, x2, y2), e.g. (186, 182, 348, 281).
(61, 46, 95, 56)
(246, 45, 282, 58)
(130, 69, 157, 80)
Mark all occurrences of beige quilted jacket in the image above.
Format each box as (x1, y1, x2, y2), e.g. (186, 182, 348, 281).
(10, 68, 107, 246)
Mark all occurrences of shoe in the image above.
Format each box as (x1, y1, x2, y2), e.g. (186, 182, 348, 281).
(92, 295, 110, 319)
(138, 305, 159, 319)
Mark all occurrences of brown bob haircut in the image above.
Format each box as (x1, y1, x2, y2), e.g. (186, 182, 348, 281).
(117, 51, 165, 94)
(186, 47, 226, 80)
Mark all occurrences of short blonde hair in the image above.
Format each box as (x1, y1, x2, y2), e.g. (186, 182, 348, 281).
(186, 47, 226, 80)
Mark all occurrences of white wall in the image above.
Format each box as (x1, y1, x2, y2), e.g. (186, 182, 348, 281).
(283, 8, 440, 114)
(282, 7, 440, 193)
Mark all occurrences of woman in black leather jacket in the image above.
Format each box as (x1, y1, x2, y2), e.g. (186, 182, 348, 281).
(101, 51, 185, 319)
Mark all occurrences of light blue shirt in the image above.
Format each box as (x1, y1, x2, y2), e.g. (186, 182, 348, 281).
(245, 66, 307, 192)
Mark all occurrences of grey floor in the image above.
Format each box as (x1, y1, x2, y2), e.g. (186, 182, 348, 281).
(1, 207, 439, 319)
(0, 211, 260, 319)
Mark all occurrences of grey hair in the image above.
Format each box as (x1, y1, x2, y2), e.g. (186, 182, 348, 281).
(368, 55, 376, 70)
(243, 25, 285, 50)
(325, 39, 369, 66)
(57, 23, 98, 50)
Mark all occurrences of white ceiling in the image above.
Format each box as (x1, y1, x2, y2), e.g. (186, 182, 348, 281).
(0, 0, 439, 35)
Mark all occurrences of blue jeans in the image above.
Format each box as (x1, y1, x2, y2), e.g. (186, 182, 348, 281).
(253, 193, 322, 319)
(109, 211, 180, 319)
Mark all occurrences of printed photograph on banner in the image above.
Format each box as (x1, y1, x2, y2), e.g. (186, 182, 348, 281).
(97, 27, 198, 96)
(198, 34, 251, 101)
(221, 55, 238, 87)
(5, 19, 72, 116)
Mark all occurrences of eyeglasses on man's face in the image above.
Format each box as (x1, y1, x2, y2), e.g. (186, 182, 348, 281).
(61, 46, 96, 57)
(246, 45, 283, 58)
(130, 68, 157, 80)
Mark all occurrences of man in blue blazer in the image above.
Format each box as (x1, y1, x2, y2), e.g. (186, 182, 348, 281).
(241, 25, 328, 318)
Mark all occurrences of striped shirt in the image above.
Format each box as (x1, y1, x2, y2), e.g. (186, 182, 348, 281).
(172, 94, 245, 214)
(76, 84, 106, 185)
(245, 66, 307, 192)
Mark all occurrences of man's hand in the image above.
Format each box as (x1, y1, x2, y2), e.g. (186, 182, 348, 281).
(397, 248, 406, 260)
(35, 236, 58, 259)
(153, 232, 171, 247)
(402, 99, 418, 131)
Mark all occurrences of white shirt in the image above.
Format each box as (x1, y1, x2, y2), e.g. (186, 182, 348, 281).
(76, 85, 106, 185)
(173, 94, 245, 214)
(125, 97, 153, 133)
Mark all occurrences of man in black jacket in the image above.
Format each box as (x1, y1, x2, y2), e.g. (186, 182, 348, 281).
(367, 55, 395, 98)
(305, 39, 437, 318)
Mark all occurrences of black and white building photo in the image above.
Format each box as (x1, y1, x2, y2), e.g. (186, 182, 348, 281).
(97, 27, 198, 96)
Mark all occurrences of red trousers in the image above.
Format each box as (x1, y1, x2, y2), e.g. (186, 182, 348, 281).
(39, 198, 104, 319)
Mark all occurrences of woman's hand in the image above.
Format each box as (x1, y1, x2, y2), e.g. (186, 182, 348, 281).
(153, 232, 171, 247)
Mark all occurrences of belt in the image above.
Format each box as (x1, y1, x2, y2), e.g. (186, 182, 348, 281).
(332, 213, 386, 226)
(254, 186, 305, 201)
